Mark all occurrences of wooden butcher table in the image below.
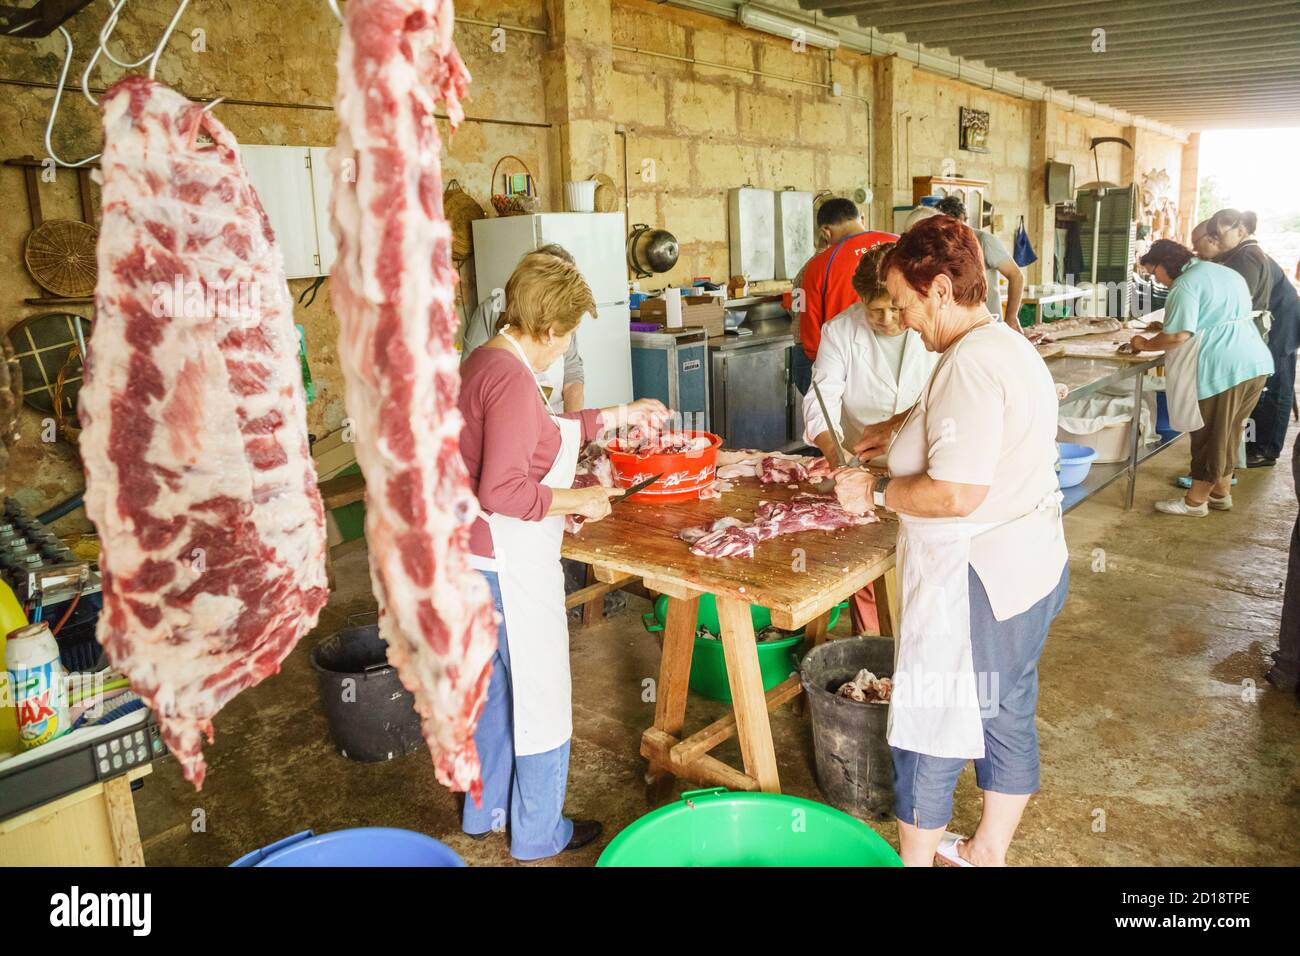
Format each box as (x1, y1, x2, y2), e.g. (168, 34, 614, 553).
(561, 477, 899, 795)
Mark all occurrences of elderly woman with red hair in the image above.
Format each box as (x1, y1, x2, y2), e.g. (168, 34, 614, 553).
(833, 215, 1069, 867)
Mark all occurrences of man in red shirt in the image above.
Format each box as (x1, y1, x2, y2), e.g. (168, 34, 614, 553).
(792, 198, 896, 394)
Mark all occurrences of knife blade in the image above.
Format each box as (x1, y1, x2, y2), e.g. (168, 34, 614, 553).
(811, 378, 846, 470)
(615, 473, 663, 503)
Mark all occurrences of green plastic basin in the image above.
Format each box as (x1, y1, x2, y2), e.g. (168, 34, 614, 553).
(598, 788, 902, 867)
(643, 597, 845, 703)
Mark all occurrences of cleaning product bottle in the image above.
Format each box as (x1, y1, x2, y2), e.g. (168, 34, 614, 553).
(0, 580, 28, 757)
(6, 621, 70, 750)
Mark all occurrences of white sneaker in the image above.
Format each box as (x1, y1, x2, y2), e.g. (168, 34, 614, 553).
(1155, 497, 1208, 516)
(1208, 494, 1233, 511)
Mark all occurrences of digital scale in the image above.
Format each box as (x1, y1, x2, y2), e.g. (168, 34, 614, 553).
(0, 708, 168, 820)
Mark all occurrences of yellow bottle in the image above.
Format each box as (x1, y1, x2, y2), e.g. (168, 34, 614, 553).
(0, 579, 30, 758)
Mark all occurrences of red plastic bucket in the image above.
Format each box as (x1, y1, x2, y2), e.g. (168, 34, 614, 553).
(605, 430, 722, 502)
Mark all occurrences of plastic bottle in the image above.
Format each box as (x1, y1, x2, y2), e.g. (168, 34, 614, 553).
(5, 621, 70, 750)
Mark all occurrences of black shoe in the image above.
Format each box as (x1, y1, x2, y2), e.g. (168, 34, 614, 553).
(464, 830, 493, 841)
(1246, 453, 1277, 468)
(563, 819, 603, 852)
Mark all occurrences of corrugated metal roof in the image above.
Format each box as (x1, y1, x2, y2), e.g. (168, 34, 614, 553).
(798, 0, 1300, 129)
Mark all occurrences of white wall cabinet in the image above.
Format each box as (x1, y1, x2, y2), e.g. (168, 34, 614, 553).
(240, 144, 336, 279)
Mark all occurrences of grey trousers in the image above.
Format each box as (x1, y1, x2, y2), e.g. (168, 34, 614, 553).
(1270, 439, 1300, 693)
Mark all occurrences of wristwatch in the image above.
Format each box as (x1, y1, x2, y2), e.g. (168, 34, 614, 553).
(872, 476, 891, 510)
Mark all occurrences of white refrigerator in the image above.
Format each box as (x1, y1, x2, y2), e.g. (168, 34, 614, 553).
(471, 213, 633, 408)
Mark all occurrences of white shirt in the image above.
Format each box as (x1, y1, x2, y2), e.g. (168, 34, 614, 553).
(888, 322, 1067, 621)
(802, 302, 938, 455)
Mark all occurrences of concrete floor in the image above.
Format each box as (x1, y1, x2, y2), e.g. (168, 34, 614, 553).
(135, 429, 1300, 866)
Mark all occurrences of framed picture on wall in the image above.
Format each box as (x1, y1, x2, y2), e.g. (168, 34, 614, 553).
(960, 107, 990, 153)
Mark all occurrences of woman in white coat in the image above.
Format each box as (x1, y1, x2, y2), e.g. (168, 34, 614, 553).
(804, 241, 936, 465)
(804, 242, 937, 633)
(833, 216, 1068, 866)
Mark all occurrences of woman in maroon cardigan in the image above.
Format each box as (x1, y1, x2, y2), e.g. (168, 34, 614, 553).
(458, 250, 666, 860)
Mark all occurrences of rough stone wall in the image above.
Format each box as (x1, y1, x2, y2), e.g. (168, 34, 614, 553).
(610, 0, 876, 290)
(0, 0, 547, 518)
(904, 70, 1033, 243)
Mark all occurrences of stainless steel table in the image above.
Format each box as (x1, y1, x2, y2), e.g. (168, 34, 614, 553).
(1048, 354, 1182, 511)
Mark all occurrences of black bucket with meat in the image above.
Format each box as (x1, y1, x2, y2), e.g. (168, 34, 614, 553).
(311, 624, 424, 763)
(800, 637, 895, 820)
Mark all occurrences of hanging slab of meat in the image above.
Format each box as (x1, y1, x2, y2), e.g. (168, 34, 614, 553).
(330, 0, 496, 799)
(79, 77, 328, 789)
(683, 495, 876, 559)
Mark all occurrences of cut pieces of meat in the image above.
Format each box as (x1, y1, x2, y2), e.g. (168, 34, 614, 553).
(79, 76, 328, 789)
(759, 455, 831, 484)
(682, 495, 876, 559)
(329, 0, 497, 800)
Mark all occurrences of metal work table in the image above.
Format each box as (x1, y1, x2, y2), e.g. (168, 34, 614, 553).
(1047, 353, 1182, 512)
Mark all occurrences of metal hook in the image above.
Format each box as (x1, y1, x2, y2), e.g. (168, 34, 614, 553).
(45, 27, 102, 168)
(146, 0, 192, 81)
(97, 0, 154, 70)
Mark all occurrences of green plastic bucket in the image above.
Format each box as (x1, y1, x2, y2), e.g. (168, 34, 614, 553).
(330, 463, 366, 543)
(597, 788, 902, 867)
(643, 597, 845, 703)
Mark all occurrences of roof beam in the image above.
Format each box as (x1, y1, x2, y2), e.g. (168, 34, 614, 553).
(834, 0, 1199, 30)
(863, 1, 1299, 45)
(973, 40, 1300, 72)
(928, 13, 1294, 56)
(1014, 58, 1300, 82)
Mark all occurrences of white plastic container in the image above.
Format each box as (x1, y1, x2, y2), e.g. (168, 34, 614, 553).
(1058, 394, 1153, 463)
(563, 180, 597, 213)
(662, 287, 683, 329)
(5, 622, 70, 750)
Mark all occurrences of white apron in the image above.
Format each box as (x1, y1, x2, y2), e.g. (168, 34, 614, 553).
(482, 332, 581, 756)
(1162, 334, 1204, 433)
(884, 323, 1064, 759)
(538, 354, 566, 415)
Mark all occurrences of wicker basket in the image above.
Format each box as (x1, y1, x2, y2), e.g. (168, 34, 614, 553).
(443, 179, 484, 262)
(490, 155, 541, 217)
(24, 219, 98, 298)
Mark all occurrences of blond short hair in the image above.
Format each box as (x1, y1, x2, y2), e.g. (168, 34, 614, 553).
(501, 251, 596, 339)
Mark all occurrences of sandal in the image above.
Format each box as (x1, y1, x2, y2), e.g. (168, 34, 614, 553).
(934, 832, 975, 867)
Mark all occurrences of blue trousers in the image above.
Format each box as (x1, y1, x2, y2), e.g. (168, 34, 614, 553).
(462, 570, 574, 860)
(1248, 349, 1296, 461)
(892, 563, 1069, 831)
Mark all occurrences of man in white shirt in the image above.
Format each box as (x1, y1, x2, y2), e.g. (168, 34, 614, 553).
(460, 243, 585, 414)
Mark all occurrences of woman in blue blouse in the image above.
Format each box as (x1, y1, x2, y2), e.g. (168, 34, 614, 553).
(1128, 240, 1273, 516)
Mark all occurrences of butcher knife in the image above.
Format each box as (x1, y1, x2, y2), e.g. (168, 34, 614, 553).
(810, 379, 844, 491)
(614, 473, 663, 503)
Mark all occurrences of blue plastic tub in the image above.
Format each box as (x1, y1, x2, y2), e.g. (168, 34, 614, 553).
(230, 828, 466, 867)
(1056, 442, 1098, 489)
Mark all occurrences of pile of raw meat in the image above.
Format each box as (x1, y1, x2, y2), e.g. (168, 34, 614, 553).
(79, 77, 328, 788)
(716, 452, 832, 484)
(681, 495, 876, 559)
(329, 0, 498, 800)
(1023, 317, 1122, 346)
(616, 428, 710, 456)
(836, 669, 893, 704)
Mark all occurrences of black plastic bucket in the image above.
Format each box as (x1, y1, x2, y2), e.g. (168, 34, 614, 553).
(800, 636, 895, 820)
(310, 625, 424, 763)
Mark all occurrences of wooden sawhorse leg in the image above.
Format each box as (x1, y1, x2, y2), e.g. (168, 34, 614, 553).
(717, 596, 781, 793)
(644, 592, 699, 802)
